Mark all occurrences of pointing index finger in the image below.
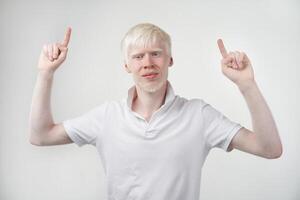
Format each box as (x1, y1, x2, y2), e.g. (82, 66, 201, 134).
(61, 27, 72, 47)
(217, 39, 228, 58)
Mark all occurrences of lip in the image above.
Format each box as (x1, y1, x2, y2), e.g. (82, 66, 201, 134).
(142, 72, 159, 79)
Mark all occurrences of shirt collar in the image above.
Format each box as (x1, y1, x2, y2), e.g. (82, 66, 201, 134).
(126, 81, 176, 111)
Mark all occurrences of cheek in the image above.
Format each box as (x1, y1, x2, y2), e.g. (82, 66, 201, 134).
(131, 61, 143, 70)
(160, 56, 171, 64)
(160, 59, 171, 69)
(127, 62, 140, 72)
(130, 68, 141, 78)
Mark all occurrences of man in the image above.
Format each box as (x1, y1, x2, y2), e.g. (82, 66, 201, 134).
(29, 23, 282, 200)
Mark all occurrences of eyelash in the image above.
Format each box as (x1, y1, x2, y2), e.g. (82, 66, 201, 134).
(135, 55, 143, 59)
(152, 52, 160, 56)
(133, 52, 161, 59)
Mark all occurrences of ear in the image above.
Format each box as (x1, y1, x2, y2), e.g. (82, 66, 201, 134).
(124, 64, 132, 73)
(168, 57, 174, 67)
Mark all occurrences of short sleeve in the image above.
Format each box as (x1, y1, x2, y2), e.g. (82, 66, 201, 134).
(63, 102, 108, 147)
(202, 103, 243, 152)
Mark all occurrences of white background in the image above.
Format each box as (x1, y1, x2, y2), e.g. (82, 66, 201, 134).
(1, 0, 299, 199)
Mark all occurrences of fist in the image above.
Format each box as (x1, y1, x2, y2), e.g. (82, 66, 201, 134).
(217, 39, 254, 87)
(38, 27, 72, 72)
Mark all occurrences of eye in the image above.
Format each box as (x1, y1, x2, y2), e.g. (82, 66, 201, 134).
(151, 51, 161, 57)
(133, 54, 143, 60)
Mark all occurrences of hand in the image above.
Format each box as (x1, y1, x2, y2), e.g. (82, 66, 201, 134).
(38, 27, 72, 73)
(217, 39, 255, 90)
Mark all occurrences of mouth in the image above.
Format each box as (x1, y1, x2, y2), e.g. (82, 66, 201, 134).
(142, 72, 159, 79)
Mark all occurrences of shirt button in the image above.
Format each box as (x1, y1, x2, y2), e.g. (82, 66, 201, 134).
(145, 129, 153, 133)
(145, 129, 157, 138)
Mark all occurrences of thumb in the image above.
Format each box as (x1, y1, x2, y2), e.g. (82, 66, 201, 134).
(222, 56, 233, 67)
(57, 45, 68, 61)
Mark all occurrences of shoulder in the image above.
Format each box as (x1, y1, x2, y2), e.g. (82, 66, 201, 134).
(84, 100, 118, 116)
(93, 99, 125, 110)
(98, 99, 128, 114)
(177, 96, 209, 110)
(171, 96, 211, 117)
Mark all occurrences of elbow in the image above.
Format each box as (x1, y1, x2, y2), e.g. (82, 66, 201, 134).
(30, 138, 42, 146)
(265, 144, 283, 159)
(265, 151, 282, 159)
(29, 125, 53, 146)
(29, 131, 43, 146)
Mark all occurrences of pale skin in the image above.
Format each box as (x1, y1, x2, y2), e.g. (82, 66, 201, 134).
(29, 27, 73, 145)
(124, 44, 173, 122)
(29, 28, 282, 159)
(217, 39, 282, 158)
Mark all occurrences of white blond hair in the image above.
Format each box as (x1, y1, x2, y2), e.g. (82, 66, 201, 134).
(121, 23, 172, 63)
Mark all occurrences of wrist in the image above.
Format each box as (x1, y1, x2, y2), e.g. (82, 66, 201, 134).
(38, 69, 55, 80)
(237, 79, 257, 94)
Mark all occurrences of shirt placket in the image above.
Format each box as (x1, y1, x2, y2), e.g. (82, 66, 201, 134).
(139, 102, 171, 139)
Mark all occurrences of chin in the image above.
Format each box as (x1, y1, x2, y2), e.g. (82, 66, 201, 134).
(136, 79, 166, 93)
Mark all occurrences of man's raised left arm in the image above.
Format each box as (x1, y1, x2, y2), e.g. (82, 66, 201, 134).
(217, 39, 282, 159)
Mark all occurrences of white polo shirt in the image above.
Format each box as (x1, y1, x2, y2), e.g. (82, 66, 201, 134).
(63, 81, 242, 200)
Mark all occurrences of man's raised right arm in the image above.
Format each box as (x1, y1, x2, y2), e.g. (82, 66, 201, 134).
(29, 27, 73, 146)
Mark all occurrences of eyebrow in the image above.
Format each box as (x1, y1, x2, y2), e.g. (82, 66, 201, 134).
(131, 49, 163, 57)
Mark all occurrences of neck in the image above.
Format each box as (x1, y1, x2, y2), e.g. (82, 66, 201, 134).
(132, 81, 168, 121)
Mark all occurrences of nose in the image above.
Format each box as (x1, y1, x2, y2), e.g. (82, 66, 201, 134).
(142, 53, 154, 68)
